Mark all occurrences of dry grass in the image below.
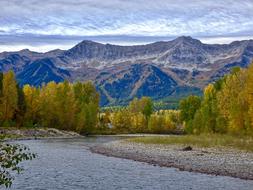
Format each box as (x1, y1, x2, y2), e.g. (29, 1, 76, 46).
(128, 134, 253, 152)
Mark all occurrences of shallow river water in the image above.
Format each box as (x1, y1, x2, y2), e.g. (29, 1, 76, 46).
(7, 137, 253, 190)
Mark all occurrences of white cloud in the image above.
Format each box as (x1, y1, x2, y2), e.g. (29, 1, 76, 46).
(0, 44, 73, 53)
(0, 0, 253, 37)
(199, 36, 253, 44)
(0, 0, 253, 52)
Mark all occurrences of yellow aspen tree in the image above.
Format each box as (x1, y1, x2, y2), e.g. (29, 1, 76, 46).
(1, 71, 18, 123)
(245, 63, 253, 131)
(23, 85, 40, 124)
(55, 81, 77, 130)
(218, 70, 249, 133)
(200, 84, 218, 133)
(39, 82, 58, 128)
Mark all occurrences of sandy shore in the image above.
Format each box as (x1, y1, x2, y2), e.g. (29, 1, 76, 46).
(90, 139, 253, 180)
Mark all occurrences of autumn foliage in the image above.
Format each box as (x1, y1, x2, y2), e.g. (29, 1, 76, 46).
(2, 63, 253, 136)
(180, 64, 253, 135)
(102, 97, 181, 134)
(0, 71, 99, 134)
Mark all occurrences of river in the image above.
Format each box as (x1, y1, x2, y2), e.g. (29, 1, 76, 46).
(7, 137, 253, 190)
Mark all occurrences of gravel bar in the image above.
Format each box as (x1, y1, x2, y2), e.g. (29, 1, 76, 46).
(90, 140, 253, 180)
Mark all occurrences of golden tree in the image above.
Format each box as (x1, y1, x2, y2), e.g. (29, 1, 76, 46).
(0, 71, 18, 124)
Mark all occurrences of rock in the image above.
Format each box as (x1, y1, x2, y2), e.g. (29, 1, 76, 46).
(182, 146, 193, 151)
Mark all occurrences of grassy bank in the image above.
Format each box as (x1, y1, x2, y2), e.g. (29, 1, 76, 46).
(0, 134, 22, 140)
(128, 134, 253, 152)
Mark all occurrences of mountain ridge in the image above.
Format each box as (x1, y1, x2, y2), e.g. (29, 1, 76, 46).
(0, 36, 252, 106)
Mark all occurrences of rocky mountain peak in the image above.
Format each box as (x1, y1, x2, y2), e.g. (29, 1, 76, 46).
(173, 36, 202, 46)
(1, 36, 253, 106)
(74, 40, 103, 48)
(174, 36, 196, 41)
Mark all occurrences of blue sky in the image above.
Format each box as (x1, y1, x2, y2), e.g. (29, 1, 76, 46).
(1, 0, 253, 52)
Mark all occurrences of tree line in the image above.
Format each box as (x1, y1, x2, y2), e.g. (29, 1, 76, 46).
(106, 62, 253, 136)
(179, 64, 253, 136)
(0, 71, 99, 134)
(99, 97, 181, 134)
(2, 63, 253, 136)
(0, 70, 180, 135)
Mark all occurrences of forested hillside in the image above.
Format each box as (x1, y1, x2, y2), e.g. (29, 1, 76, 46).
(100, 62, 253, 136)
(1, 62, 253, 136)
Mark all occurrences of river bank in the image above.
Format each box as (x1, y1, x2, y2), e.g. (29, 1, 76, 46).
(0, 128, 82, 141)
(90, 139, 253, 180)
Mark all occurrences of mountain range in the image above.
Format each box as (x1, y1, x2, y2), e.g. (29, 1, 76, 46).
(0, 36, 253, 106)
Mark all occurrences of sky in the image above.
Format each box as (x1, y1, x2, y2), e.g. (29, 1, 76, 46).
(0, 0, 253, 52)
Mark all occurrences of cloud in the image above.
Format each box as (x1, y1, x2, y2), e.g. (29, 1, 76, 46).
(0, 0, 253, 52)
(0, 0, 253, 37)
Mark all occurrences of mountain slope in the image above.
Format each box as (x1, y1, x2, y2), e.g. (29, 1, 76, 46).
(0, 36, 253, 106)
(17, 58, 70, 86)
(95, 64, 177, 105)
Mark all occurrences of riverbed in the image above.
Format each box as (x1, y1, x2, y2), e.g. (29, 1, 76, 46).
(8, 137, 253, 190)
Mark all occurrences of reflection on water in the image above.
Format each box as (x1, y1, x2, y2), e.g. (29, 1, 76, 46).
(8, 137, 253, 190)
